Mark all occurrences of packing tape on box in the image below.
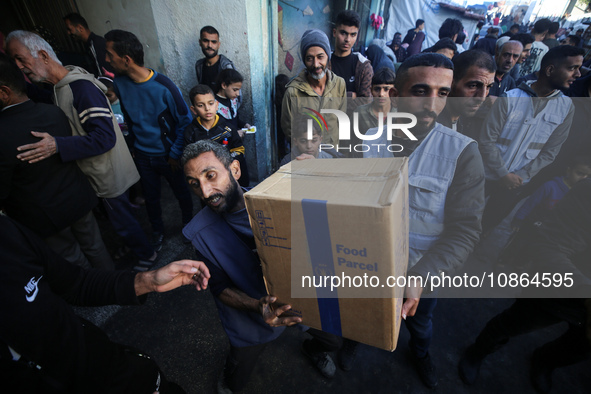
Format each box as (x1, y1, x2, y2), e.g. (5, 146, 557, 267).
(301, 198, 342, 337)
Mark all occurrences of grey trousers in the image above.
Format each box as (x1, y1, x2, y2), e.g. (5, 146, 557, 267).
(44, 210, 114, 270)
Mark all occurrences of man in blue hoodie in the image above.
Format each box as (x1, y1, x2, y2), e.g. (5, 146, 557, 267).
(182, 140, 343, 392)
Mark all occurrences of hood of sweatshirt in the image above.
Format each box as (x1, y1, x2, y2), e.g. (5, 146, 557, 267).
(55, 65, 107, 93)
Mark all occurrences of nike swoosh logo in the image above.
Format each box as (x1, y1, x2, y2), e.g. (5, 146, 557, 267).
(25, 275, 42, 302)
(26, 286, 39, 302)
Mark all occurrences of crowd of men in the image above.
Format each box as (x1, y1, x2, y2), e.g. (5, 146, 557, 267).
(1, 8, 590, 394)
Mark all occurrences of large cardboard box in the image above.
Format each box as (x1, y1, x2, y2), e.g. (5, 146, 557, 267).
(244, 158, 408, 351)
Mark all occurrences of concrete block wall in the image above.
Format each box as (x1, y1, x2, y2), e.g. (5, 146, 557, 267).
(77, 0, 274, 181)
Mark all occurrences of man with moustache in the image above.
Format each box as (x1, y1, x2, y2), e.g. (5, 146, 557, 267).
(281, 29, 346, 146)
(393, 53, 485, 389)
(195, 26, 235, 92)
(437, 49, 496, 138)
(489, 40, 523, 97)
(509, 33, 535, 82)
(364, 53, 485, 388)
(478, 45, 583, 233)
(5, 30, 147, 270)
(182, 140, 343, 392)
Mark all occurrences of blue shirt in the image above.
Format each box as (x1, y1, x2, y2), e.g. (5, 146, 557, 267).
(54, 79, 116, 162)
(183, 206, 285, 347)
(113, 70, 191, 159)
(514, 176, 570, 223)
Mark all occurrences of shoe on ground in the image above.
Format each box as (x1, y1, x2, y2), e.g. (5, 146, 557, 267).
(458, 344, 484, 385)
(410, 351, 438, 389)
(530, 349, 553, 393)
(301, 339, 336, 378)
(216, 372, 233, 394)
(133, 251, 157, 272)
(152, 232, 164, 252)
(338, 338, 359, 371)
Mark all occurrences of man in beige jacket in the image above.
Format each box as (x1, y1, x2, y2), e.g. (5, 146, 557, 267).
(6, 30, 155, 270)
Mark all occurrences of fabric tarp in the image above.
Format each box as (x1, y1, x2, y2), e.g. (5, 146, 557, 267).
(385, 0, 481, 50)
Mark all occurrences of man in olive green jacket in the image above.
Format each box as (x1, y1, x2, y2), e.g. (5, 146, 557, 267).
(281, 29, 347, 147)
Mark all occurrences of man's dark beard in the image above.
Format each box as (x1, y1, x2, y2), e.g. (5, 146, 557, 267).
(414, 110, 439, 120)
(411, 110, 438, 134)
(202, 174, 240, 213)
(204, 49, 218, 59)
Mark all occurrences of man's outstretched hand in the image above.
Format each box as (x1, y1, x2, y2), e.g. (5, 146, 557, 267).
(259, 295, 302, 327)
(135, 259, 211, 296)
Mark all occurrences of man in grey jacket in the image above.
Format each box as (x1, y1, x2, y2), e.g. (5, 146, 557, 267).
(195, 25, 235, 91)
(362, 53, 485, 389)
(477, 45, 583, 232)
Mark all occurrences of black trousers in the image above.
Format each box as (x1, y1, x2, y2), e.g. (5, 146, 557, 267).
(1, 321, 184, 394)
(0, 338, 185, 394)
(224, 328, 342, 392)
(481, 180, 536, 234)
(473, 298, 590, 369)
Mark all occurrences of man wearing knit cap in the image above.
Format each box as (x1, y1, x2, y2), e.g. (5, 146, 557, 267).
(281, 29, 346, 147)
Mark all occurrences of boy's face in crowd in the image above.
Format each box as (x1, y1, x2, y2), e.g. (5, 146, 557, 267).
(105, 42, 128, 76)
(392, 66, 452, 133)
(64, 20, 84, 41)
(304, 46, 328, 80)
(105, 88, 118, 104)
(221, 82, 242, 100)
(565, 164, 591, 185)
(294, 131, 322, 157)
(518, 43, 532, 64)
(185, 152, 241, 213)
(371, 83, 394, 107)
(200, 32, 220, 59)
(191, 93, 218, 121)
(547, 55, 583, 90)
(7, 40, 49, 84)
(496, 42, 522, 74)
(450, 65, 494, 117)
(333, 24, 359, 55)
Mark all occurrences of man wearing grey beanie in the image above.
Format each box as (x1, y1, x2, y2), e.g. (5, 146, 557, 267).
(281, 29, 346, 148)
